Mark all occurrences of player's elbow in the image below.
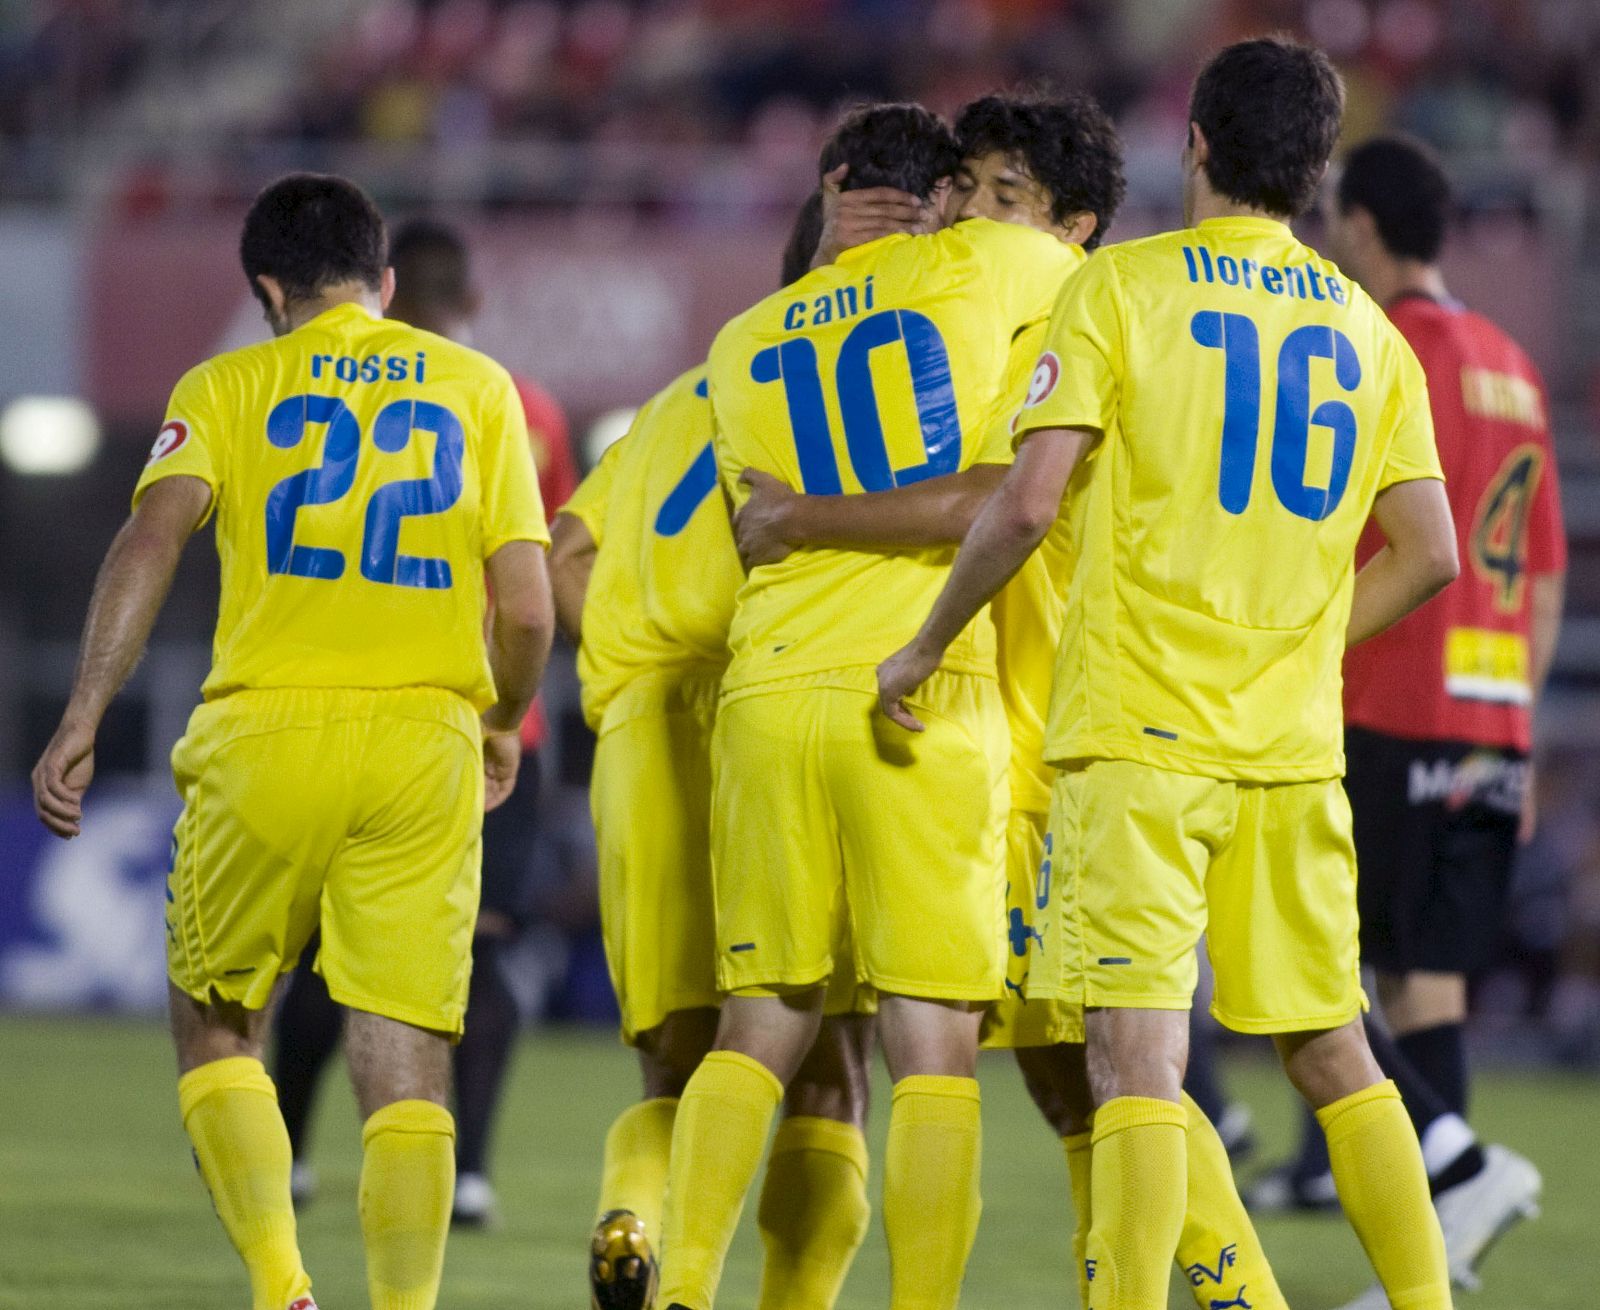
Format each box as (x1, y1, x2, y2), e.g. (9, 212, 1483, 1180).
(1419, 533, 1460, 597)
(1000, 487, 1057, 546)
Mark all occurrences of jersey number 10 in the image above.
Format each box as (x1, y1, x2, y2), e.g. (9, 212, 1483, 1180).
(264, 393, 464, 590)
(1191, 311, 1362, 522)
(752, 309, 963, 494)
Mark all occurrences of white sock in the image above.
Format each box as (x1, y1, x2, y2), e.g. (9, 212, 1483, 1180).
(1420, 1111, 1477, 1177)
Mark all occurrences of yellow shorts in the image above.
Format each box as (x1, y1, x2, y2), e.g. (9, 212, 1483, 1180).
(1040, 759, 1366, 1034)
(981, 809, 1084, 1049)
(591, 669, 724, 1044)
(165, 687, 483, 1036)
(712, 669, 1009, 1002)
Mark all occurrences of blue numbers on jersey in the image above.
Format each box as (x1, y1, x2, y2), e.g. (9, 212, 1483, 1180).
(751, 308, 962, 493)
(1190, 311, 1362, 521)
(263, 394, 466, 589)
(363, 401, 465, 588)
(654, 442, 719, 537)
(265, 394, 361, 578)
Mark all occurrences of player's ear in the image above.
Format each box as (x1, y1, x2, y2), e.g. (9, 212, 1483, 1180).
(379, 265, 397, 311)
(1061, 210, 1098, 248)
(1186, 122, 1210, 169)
(254, 274, 287, 322)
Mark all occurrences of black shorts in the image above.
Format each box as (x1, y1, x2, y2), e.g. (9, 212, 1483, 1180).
(479, 749, 541, 924)
(1345, 726, 1525, 976)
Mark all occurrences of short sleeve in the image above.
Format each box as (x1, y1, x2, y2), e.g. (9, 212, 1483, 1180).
(1378, 344, 1445, 490)
(1014, 248, 1125, 442)
(132, 362, 226, 527)
(976, 317, 1051, 466)
(479, 367, 551, 555)
(560, 433, 626, 548)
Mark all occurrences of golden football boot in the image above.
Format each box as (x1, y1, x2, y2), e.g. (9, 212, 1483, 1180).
(589, 1208, 659, 1310)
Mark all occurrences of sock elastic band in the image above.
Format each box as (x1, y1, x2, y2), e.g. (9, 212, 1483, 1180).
(701, 1049, 786, 1103)
(1090, 1095, 1187, 1144)
(177, 1056, 275, 1123)
(1315, 1079, 1401, 1135)
(892, 1074, 981, 1103)
(362, 1098, 455, 1147)
(771, 1115, 868, 1177)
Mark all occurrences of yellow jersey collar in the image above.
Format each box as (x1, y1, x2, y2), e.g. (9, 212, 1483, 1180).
(297, 300, 379, 333)
(1195, 215, 1292, 237)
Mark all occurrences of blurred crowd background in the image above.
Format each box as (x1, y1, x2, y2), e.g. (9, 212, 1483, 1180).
(2, 0, 1599, 1067)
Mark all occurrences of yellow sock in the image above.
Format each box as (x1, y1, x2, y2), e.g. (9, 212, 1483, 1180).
(659, 1050, 783, 1310)
(178, 1056, 312, 1310)
(1063, 1132, 1093, 1310)
(596, 1096, 678, 1242)
(359, 1099, 456, 1310)
(1176, 1093, 1286, 1310)
(1317, 1081, 1451, 1310)
(884, 1075, 982, 1310)
(1087, 1096, 1187, 1310)
(756, 1115, 871, 1310)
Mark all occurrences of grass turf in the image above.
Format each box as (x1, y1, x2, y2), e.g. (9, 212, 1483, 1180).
(0, 1014, 1591, 1309)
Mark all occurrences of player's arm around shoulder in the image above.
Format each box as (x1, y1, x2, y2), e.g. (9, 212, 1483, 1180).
(33, 474, 212, 838)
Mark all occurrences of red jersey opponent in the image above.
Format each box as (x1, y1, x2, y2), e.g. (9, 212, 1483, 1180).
(1344, 294, 1565, 752)
(1299, 136, 1563, 1287)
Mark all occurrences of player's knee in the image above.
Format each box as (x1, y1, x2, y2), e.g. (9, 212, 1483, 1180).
(876, 994, 984, 1081)
(1275, 1018, 1383, 1110)
(638, 1007, 720, 1096)
(1084, 1007, 1186, 1105)
(1015, 1043, 1094, 1136)
(786, 1015, 873, 1128)
(714, 991, 826, 1086)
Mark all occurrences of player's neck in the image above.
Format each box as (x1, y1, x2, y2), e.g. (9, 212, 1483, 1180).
(1377, 260, 1450, 310)
(1190, 189, 1286, 228)
(282, 285, 382, 333)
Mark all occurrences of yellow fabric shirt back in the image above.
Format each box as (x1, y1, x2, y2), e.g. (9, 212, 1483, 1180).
(562, 367, 742, 729)
(708, 219, 1081, 694)
(1017, 217, 1443, 781)
(134, 303, 549, 711)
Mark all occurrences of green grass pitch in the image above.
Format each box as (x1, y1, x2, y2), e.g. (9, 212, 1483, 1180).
(0, 1015, 1591, 1308)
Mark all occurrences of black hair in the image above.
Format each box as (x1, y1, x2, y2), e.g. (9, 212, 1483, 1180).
(239, 173, 387, 308)
(780, 191, 825, 287)
(389, 217, 473, 309)
(818, 102, 960, 200)
(1188, 37, 1344, 218)
(1338, 134, 1452, 262)
(955, 88, 1126, 250)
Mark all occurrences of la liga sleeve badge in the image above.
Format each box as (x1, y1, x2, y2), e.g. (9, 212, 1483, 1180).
(1024, 352, 1061, 408)
(147, 420, 189, 464)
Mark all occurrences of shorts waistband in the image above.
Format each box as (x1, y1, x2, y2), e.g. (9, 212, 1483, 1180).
(191, 686, 481, 742)
(600, 664, 724, 735)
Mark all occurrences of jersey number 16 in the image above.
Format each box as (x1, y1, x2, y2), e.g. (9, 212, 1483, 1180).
(1191, 311, 1362, 522)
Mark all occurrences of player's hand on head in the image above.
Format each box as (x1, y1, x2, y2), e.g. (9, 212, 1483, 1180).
(876, 642, 938, 733)
(482, 732, 521, 813)
(734, 468, 799, 568)
(31, 719, 96, 838)
(816, 165, 926, 268)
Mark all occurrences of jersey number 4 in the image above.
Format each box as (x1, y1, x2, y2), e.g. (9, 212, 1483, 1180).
(264, 394, 464, 590)
(752, 309, 962, 494)
(1191, 311, 1362, 521)
(1470, 444, 1544, 612)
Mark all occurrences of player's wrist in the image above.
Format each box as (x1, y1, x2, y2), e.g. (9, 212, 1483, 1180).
(480, 711, 523, 739)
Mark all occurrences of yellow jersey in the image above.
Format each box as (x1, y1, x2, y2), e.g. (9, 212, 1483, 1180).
(983, 267, 1085, 813)
(134, 302, 549, 712)
(709, 219, 1081, 695)
(1017, 216, 1443, 781)
(561, 367, 742, 729)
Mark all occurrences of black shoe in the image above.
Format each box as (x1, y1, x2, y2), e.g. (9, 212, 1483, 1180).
(589, 1209, 659, 1310)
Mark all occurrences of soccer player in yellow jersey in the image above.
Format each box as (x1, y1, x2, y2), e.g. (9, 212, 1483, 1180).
(653, 102, 1080, 1310)
(549, 193, 877, 1310)
(879, 39, 1460, 1310)
(735, 89, 1287, 1310)
(30, 174, 554, 1310)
